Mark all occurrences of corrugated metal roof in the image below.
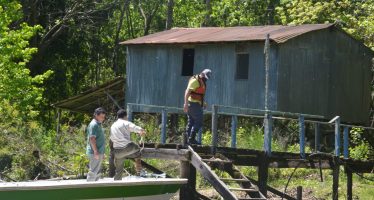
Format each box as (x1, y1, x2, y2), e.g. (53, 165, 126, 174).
(120, 24, 334, 45)
(53, 77, 125, 113)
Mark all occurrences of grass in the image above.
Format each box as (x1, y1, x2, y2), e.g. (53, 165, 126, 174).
(268, 168, 374, 199)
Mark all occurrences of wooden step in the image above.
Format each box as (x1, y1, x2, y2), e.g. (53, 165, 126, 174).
(229, 187, 257, 192)
(201, 159, 232, 163)
(220, 178, 251, 183)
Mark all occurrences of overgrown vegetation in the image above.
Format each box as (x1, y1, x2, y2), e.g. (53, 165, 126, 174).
(0, 0, 373, 199)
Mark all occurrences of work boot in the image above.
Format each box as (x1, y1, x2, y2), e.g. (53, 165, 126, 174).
(188, 131, 201, 145)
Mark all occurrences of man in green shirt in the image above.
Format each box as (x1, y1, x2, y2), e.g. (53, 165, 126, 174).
(86, 107, 106, 182)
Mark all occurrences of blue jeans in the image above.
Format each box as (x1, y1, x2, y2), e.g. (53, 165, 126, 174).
(186, 102, 203, 139)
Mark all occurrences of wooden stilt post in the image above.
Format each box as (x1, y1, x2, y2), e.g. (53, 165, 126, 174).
(346, 166, 353, 200)
(108, 140, 115, 177)
(56, 108, 61, 137)
(343, 126, 349, 159)
(299, 115, 305, 159)
(161, 109, 167, 144)
(180, 161, 195, 200)
(127, 104, 133, 122)
(332, 156, 340, 200)
(297, 186, 303, 200)
(315, 122, 320, 152)
(264, 113, 272, 156)
(211, 105, 218, 155)
(334, 116, 341, 156)
(198, 128, 203, 144)
(231, 115, 237, 148)
(258, 152, 269, 197)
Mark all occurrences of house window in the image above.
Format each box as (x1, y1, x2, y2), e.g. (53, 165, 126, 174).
(236, 53, 249, 79)
(181, 48, 195, 76)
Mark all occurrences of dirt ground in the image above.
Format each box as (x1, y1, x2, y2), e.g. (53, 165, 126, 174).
(171, 187, 324, 200)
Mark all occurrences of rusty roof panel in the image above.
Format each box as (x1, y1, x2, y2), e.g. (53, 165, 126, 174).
(120, 24, 334, 45)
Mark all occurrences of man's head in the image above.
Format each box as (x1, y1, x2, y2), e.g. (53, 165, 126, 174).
(200, 69, 212, 81)
(117, 109, 127, 119)
(94, 107, 106, 123)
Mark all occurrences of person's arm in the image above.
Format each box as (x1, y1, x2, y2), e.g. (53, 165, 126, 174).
(89, 137, 100, 160)
(88, 124, 100, 160)
(184, 89, 191, 113)
(127, 122, 145, 136)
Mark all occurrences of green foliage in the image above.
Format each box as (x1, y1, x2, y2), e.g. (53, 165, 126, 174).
(276, 0, 374, 49)
(0, 0, 52, 115)
(235, 124, 283, 152)
(349, 127, 372, 160)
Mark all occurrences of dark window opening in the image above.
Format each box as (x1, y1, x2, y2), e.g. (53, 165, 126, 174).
(182, 48, 195, 76)
(236, 53, 249, 79)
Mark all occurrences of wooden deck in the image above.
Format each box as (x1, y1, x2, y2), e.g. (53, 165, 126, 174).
(139, 143, 374, 200)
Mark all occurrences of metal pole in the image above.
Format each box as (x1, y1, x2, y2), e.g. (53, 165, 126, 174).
(161, 109, 167, 144)
(263, 113, 272, 156)
(211, 105, 218, 155)
(314, 122, 320, 152)
(343, 126, 349, 159)
(299, 115, 305, 159)
(127, 104, 133, 122)
(334, 117, 341, 156)
(231, 115, 238, 148)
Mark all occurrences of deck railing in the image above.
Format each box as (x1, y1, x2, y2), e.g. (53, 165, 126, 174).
(126, 103, 374, 159)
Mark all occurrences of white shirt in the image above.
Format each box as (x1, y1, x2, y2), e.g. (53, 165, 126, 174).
(110, 118, 143, 149)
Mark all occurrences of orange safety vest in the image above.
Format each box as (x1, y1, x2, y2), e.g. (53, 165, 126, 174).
(189, 75, 206, 103)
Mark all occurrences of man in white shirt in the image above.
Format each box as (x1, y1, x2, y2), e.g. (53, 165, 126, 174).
(110, 109, 146, 180)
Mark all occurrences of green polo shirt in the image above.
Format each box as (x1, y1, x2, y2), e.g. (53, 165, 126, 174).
(86, 119, 105, 155)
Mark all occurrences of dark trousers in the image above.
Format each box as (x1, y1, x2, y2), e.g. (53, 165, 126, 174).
(186, 102, 203, 139)
(113, 142, 141, 180)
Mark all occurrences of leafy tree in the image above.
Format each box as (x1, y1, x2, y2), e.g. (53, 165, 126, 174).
(276, 0, 374, 49)
(0, 0, 51, 116)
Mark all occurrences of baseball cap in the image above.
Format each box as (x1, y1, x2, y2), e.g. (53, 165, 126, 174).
(201, 69, 212, 79)
(94, 107, 106, 116)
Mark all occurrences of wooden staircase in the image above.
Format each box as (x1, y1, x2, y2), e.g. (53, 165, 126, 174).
(189, 146, 266, 200)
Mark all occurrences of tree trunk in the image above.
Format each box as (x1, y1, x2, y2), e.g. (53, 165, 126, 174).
(138, 0, 162, 36)
(203, 0, 211, 27)
(112, 0, 130, 75)
(267, 0, 280, 25)
(166, 0, 174, 30)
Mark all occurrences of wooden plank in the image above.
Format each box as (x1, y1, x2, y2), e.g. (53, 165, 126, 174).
(141, 148, 190, 161)
(268, 159, 333, 169)
(229, 188, 256, 192)
(247, 176, 297, 200)
(189, 146, 238, 200)
(220, 178, 251, 183)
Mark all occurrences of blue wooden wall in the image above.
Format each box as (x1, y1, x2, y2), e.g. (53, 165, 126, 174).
(126, 42, 278, 113)
(276, 28, 372, 124)
(125, 28, 372, 124)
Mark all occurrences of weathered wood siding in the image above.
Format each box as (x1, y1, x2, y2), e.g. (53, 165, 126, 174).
(276, 28, 372, 123)
(126, 43, 278, 113)
(125, 27, 372, 124)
